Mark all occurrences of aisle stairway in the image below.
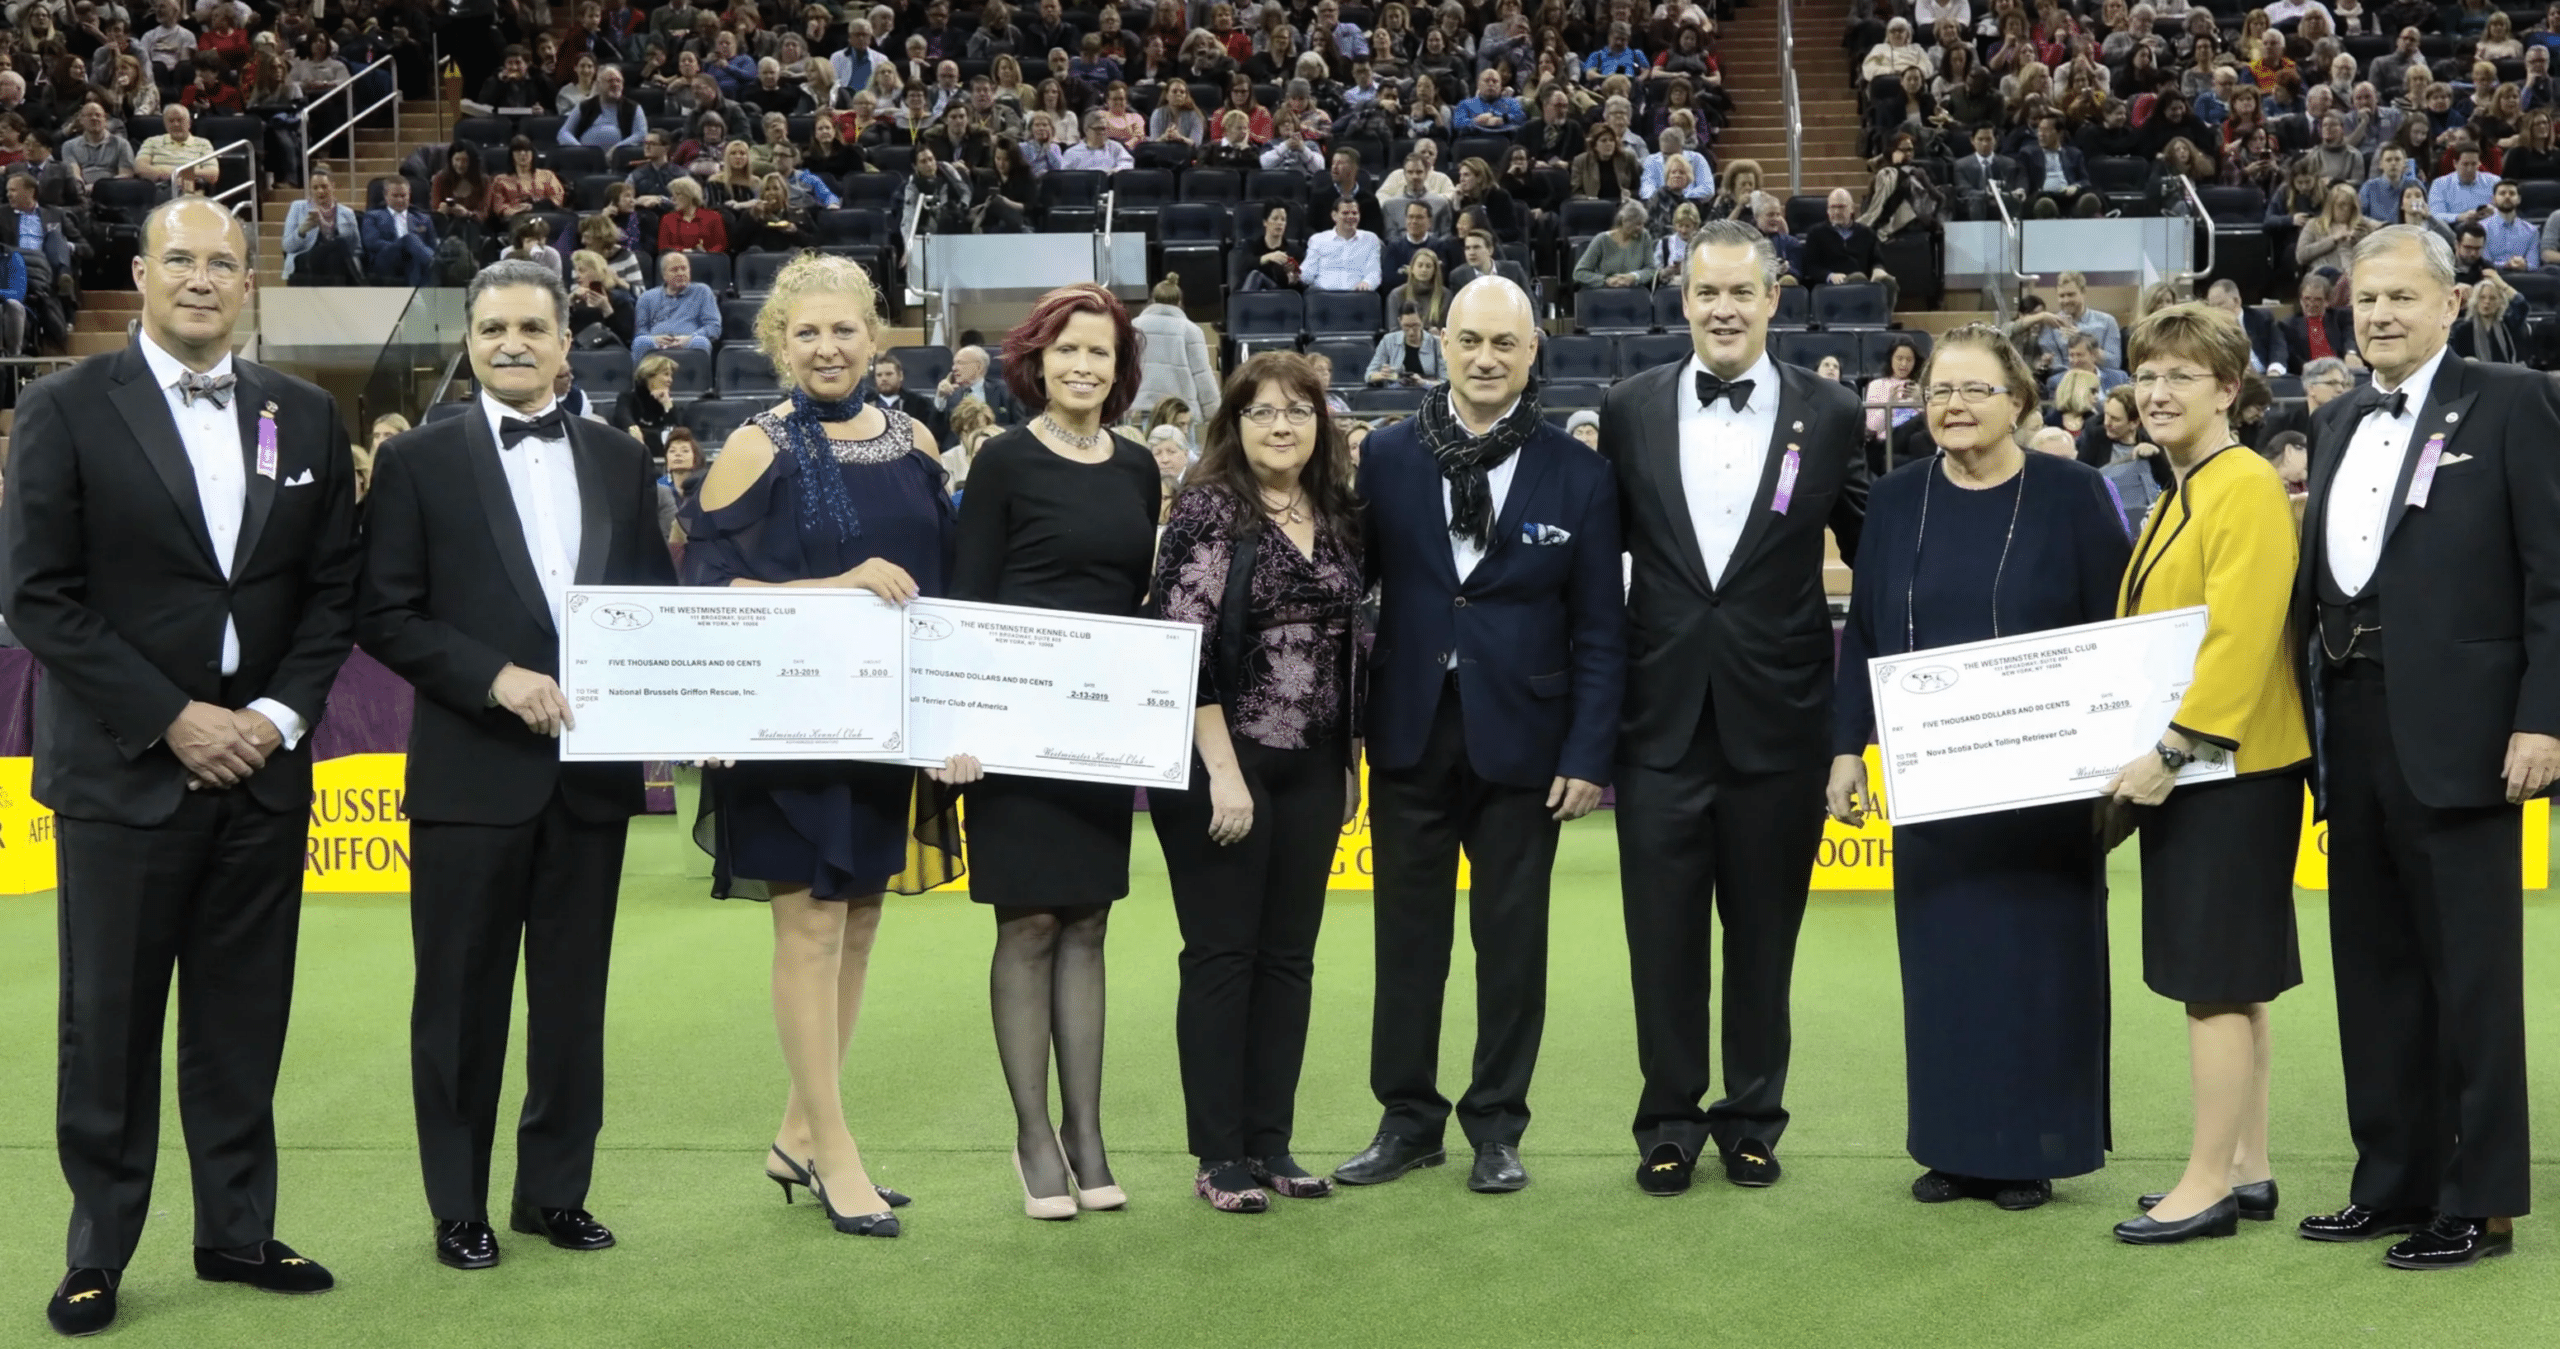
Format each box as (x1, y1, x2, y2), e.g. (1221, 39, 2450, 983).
(1716, 0, 1867, 201)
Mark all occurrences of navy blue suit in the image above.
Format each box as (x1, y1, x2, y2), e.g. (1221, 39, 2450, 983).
(1353, 411, 1624, 1150)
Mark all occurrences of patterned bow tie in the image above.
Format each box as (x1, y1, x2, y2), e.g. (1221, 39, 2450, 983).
(500, 406, 569, 447)
(1695, 371, 1755, 413)
(176, 370, 235, 409)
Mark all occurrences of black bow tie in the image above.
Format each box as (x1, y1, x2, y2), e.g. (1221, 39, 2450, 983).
(499, 406, 569, 447)
(2354, 387, 2409, 421)
(1696, 371, 1755, 412)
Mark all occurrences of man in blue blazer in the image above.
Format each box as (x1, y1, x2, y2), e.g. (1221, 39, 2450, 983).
(2018, 113, 2102, 218)
(1333, 277, 1625, 1195)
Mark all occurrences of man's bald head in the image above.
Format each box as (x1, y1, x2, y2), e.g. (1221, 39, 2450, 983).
(142, 196, 249, 263)
(1442, 277, 1539, 430)
(1447, 274, 1535, 334)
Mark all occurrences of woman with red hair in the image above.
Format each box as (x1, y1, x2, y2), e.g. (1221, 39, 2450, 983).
(950, 284, 1162, 1222)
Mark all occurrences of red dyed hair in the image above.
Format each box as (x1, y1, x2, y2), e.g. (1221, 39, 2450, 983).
(1002, 283, 1144, 425)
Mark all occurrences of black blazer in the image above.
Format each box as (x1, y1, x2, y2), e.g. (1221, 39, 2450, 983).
(1357, 417, 1625, 789)
(357, 406, 676, 827)
(2278, 308, 2357, 371)
(1602, 358, 1869, 773)
(0, 344, 361, 824)
(1799, 220, 1884, 280)
(2296, 355, 2560, 810)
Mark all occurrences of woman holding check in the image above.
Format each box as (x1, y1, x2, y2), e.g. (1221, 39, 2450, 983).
(1828, 324, 2132, 1213)
(681, 255, 979, 1240)
(2105, 303, 2311, 1247)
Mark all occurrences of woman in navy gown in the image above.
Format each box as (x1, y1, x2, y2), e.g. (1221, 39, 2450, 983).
(1827, 324, 2133, 1210)
(681, 254, 976, 1239)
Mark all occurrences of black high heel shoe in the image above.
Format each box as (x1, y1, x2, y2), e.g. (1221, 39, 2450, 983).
(807, 1160, 901, 1238)
(2116, 1194, 2241, 1244)
(2139, 1178, 2276, 1221)
(768, 1145, 912, 1208)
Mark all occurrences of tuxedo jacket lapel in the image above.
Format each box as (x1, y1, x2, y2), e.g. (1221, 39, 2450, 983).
(1638, 364, 1715, 595)
(2377, 358, 2476, 558)
(1716, 364, 1802, 587)
(109, 346, 223, 577)
(464, 410, 559, 632)
(229, 362, 277, 577)
(566, 418, 613, 586)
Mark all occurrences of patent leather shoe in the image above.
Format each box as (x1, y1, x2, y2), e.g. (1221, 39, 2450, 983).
(1333, 1132, 1447, 1186)
(2116, 1195, 2241, 1244)
(2140, 1178, 2276, 1220)
(193, 1240, 334, 1294)
(769, 1145, 910, 1208)
(510, 1204, 615, 1252)
(2297, 1202, 2433, 1243)
(2385, 1215, 2514, 1270)
(45, 1268, 117, 1338)
(1636, 1142, 1694, 1197)
(810, 1167, 901, 1237)
(1468, 1142, 1529, 1193)
(434, 1221, 500, 1270)
(1722, 1139, 1781, 1188)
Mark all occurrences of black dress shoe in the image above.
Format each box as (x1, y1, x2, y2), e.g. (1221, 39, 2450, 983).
(1636, 1142, 1694, 1197)
(1333, 1132, 1447, 1186)
(509, 1204, 616, 1251)
(45, 1269, 118, 1338)
(2385, 1215, 2515, 1270)
(2116, 1195, 2241, 1244)
(1722, 1139, 1781, 1188)
(2140, 1178, 2278, 1221)
(1468, 1142, 1529, 1194)
(192, 1240, 335, 1294)
(2298, 1202, 2433, 1243)
(1993, 1179, 2053, 1211)
(435, 1221, 500, 1271)
(1912, 1170, 1977, 1204)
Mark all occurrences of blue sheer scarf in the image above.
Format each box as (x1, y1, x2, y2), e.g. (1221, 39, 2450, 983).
(779, 388, 868, 541)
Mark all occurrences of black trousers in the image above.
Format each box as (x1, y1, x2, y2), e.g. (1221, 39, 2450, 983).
(2323, 664, 2532, 1217)
(1151, 738, 1342, 1161)
(1368, 689, 1563, 1149)
(409, 792, 629, 1223)
(56, 790, 308, 1270)
(1613, 698, 1828, 1158)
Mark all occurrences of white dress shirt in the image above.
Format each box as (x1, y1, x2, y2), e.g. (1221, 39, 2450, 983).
(2324, 344, 2447, 597)
(137, 330, 307, 748)
(1677, 351, 1783, 585)
(479, 390, 585, 629)
(1439, 392, 1525, 667)
(1301, 226, 1383, 291)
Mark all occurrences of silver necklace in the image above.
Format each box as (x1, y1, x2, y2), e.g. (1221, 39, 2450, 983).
(1262, 489, 1308, 525)
(1907, 455, 2027, 650)
(1037, 413, 1105, 453)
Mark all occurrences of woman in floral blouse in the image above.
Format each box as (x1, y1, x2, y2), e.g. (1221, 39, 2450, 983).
(1148, 350, 1364, 1216)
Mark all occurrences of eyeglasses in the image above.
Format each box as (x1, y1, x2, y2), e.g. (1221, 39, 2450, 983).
(149, 252, 245, 283)
(1240, 403, 1318, 426)
(1921, 382, 2010, 405)
(2129, 369, 2213, 393)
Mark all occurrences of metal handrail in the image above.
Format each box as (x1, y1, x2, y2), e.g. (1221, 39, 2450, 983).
(2175, 173, 2215, 285)
(300, 54, 403, 193)
(425, 348, 468, 411)
(1984, 175, 2029, 320)
(1779, 0, 1802, 196)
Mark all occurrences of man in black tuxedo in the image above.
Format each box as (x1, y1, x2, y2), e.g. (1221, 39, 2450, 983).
(1598, 219, 1867, 1197)
(866, 350, 943, 440)
(2292, 224, 2560, 1269)
(1334, 277, 1624, 1194)
(357, 259, 675, 1273)
(6, 198, 360, 1338)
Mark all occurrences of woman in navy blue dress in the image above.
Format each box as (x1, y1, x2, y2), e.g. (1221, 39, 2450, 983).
(681, 255, 977, 1239)
(1827, 325, 2133, 1211)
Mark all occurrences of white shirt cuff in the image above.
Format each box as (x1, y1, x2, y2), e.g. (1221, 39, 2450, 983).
(246, 698, 308, 751)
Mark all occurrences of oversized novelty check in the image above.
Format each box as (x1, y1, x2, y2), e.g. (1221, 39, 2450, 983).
(558, 587, 908, 761)
(901, 599, 1202, 788)
(1867, 606, 2234, 825)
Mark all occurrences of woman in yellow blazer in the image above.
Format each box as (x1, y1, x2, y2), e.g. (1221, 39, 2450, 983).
(2103, 303, 2313, 1246)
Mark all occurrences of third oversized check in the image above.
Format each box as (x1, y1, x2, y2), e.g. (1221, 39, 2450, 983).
(1868, 606, 2234, 825)
(902, 599, 1202, 788)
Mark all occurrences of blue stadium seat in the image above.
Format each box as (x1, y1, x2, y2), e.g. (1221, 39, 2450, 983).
(1575, 287, 1652, 334)
(1227, 291, 1306, 347)
(1179, 167, 1242, 202)
(1775, 287, 1812, 326)
(682, 251, 733, 294)
(1305, 337, 1375, 386)
(568, 349, 635, 395)
(1619, 331, 1692, 374)
(735, 250, 792, 298)
(1771, 330, 1860, 374)
(683, 398, 758, 448)
(839, 173, 902, 211)
(1540, 334, 1616, 381)
(1859, 330, 1933, 381)
(1813, 282, 1891, 330)
(664, 347, 715, 395)
(888, 345, 954, 391)
(716, 347, 780, 396)
(1305, 289, 1383, 338)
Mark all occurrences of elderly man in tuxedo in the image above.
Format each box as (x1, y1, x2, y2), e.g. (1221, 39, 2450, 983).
(1336, 275, 1624, 1194)
(1598, 218, 1868, 1197)
(7, 197, 361, 1338)
(357, 259, 675, 1273)
(2292, 223, 2560, 1269)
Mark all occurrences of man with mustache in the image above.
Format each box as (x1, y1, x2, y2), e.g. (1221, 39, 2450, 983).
(356, 259, 674, 1272)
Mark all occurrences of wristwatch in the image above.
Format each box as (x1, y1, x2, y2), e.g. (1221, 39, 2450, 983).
(2154, 741, 2195, 771)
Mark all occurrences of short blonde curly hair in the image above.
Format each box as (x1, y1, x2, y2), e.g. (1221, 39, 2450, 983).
(752, 252, 883, 393)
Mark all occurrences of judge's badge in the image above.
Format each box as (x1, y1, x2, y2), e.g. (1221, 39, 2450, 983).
(256, 401, 279, 479)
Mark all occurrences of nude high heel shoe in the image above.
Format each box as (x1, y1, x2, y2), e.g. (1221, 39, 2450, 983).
(1014, 1135, 1078, 1221)
(1065, 1153, 1127, 1212)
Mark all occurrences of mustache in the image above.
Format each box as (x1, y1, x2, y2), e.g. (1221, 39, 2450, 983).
(487, 354, 543, 368)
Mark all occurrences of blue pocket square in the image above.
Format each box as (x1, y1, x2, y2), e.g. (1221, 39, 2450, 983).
(1523, 523, 1573, 546)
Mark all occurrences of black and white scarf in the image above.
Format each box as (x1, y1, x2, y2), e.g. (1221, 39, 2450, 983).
(1419, 379, 1545, 551)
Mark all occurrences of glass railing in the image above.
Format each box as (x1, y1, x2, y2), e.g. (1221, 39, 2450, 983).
(355, 284, 468, 429)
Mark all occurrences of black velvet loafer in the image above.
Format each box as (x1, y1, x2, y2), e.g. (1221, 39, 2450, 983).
(1637, 1142, 1694, 1197)
(45, 1268, 118, 1338)
(1722, 1139, 1781, 1189)
(193, 1240, 334, 1294)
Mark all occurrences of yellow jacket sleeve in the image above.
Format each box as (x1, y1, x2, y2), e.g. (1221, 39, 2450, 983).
(2173, 462, 2299, 750)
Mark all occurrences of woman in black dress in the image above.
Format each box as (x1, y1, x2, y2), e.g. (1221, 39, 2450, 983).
(1828, 325, 2133, 1211)
(1149, 352, 1363, 1213)
(681, 255, 978, 1239)
(951, 284, 1163, 1220)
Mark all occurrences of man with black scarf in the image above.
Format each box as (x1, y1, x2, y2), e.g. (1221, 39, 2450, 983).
(1335, 277, 1626, 1196)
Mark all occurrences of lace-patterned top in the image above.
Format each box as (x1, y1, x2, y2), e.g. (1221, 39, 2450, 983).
(1151, 486, 1363, 750)
(745, 407, 917, 465)
(677, 407, 954, 591)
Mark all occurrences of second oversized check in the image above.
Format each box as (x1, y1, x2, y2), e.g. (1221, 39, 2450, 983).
(901, 599, 1201, 787)
(1868, 606, 2234, 825)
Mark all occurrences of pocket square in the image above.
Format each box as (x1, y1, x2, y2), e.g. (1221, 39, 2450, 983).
(1523, 523, 1573, 546)
(2438, 452, 2474, 467)
(282, 469, 315, 486)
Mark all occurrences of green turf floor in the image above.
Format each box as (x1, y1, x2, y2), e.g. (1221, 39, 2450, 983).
(2, 808, 2555, 1349)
